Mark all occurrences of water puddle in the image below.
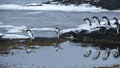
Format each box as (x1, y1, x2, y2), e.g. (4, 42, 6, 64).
(0, 40, 120, 68)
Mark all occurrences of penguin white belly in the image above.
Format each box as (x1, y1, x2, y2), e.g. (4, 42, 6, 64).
(55, 29, 60, 39)
(28, 31, 34, 40)
(85, 20, 90, 26)
(94, 18, 99, 25)
(104, 19, 108, 26)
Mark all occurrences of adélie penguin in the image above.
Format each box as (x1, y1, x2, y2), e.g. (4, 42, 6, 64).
(54, 27, 60, 39)
(84, 18, 92, 26)
(102, 16, 111, 26)
(26, 29, 35, 41)
(92, 16, 101, 25)
(113, 17, 120, 35)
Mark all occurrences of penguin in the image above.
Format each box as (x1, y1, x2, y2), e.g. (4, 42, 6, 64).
(92, 16, 101, 25)
(112, 46, 120, 58)
(102, 16, 111, 26)
(83, 18, 92, 26)
(26, 29, 34, 41)
(54, 27, 60, 39)
(84, 50, 91, 57)
(113, 17, 120, 35)
(92, 50, 100, 60)
(102, 50, 110, 60)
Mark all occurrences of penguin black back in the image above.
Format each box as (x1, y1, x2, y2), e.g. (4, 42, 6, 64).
(84, 18, 92, 26)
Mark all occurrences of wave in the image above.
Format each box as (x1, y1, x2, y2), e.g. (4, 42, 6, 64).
(3, 34, 28, 39)
(0, 3, 115, 12)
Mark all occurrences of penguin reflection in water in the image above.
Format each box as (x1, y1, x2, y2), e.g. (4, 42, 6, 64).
(53, 43, 63, 51)
(102, 50, 110, 60)
(92, 50, 100, 60)
(54, 27, 60, 39)
(112, 46, 120, 58)
(84, 50, 91, 57)
(26, 29, 35, 41)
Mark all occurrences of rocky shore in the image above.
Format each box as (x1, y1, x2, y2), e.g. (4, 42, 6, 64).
(51, 0, 120, 10)
(0, 26, 120, 45)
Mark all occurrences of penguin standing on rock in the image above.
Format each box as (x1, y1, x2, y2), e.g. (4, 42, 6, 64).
(113, 17, 120, 35)
(54, 27, 60, 39)
(92, 16, 101, 25)
(84, 18, 92, 26)
(26, 29, 34, 41)
(102, 16, 111, 26)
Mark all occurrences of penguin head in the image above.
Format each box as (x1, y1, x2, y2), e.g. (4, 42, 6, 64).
(83, 18, 89, 21)
(113, 17, 118, 20)
(113, 17, 118, 22)
(56, 27, 59, 29)
(113, 17, 119, 25)
(102, 16, 107, 19)
(26, 29, 31, 32)
(92, 16, 98, 19)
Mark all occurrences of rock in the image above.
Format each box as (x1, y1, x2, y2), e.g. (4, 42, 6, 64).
(52, 0, 120, 10)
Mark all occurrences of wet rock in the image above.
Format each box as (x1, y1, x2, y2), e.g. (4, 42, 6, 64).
(52, 0, 120, 10)
(42, 1, 51, 4)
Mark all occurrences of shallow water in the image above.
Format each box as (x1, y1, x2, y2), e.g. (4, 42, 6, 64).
(0, 41, 120, 68)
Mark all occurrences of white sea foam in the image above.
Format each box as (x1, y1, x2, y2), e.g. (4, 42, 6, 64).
(31, 28, 55, 31)
(0, 25, 27, 33)
(6, 26, 27, 33)
(26, 11, 42, 14)
(3, 34, 28, 39)
(0, 3, 113, 12)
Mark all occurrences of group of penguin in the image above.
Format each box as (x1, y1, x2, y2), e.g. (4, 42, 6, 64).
(84, 16, 120, 35)
(84, 46, 120, 60)
(26, 16, 120, 41)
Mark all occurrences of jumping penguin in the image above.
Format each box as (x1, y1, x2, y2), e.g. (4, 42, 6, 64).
(26, 29, 34, 41)
(113, 17, 120, 35)
(92, 16, 101, 25)
(92, 50, 100, 60)
(102, 16, 111, 26)
(84, 50, 91, 57)
(54, 27, 60, 39)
